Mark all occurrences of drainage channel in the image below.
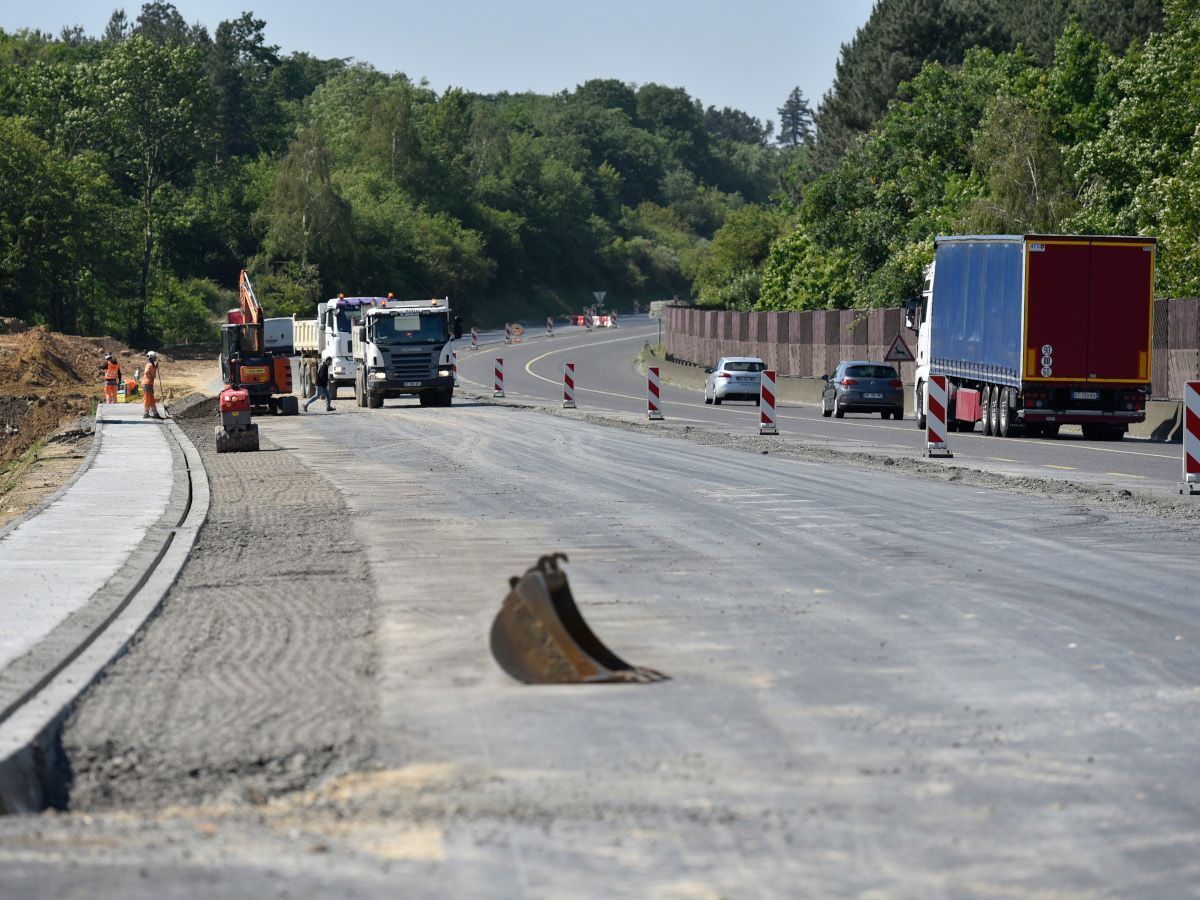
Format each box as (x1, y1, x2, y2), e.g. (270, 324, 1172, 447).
(0, 416, 209, 814)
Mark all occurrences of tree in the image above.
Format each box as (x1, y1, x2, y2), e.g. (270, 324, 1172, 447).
(256, 125, 354, 293)
(82, 35, 214, 342)
(776, 87, 814, 147)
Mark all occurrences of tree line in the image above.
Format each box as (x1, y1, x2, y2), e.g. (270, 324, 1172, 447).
(0, 3, 804, 345)
(698, 0, 1200, 314)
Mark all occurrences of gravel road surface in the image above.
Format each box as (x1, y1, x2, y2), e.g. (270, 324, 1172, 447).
(1, 386, 1198, 898)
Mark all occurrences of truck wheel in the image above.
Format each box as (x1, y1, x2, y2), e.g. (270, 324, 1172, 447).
(280, 396, 299, 416)
(367, 390, 383, 409)
(437, 388, 453, 407)
(997, 388, 1012, 437)
(915, 383, 926, 430)
(980, 386, 992, 436)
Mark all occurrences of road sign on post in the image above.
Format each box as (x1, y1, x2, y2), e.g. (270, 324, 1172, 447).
(593, 291, 606, 307)
(884, 333, 915, 363)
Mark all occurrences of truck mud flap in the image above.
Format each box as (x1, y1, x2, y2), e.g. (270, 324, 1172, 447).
(489, 553, 668, 685)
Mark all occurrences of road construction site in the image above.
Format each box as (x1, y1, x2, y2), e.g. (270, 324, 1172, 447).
(1, 318, 1199, 898)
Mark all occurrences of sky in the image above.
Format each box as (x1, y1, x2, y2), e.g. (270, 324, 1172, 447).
(8, 1, 879, 131)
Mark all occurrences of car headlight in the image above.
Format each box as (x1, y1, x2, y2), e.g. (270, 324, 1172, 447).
(437, 368, 451, 377)
(372, 371, 387, 380)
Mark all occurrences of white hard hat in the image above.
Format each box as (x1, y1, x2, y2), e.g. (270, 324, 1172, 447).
(147, 350, 157, 359)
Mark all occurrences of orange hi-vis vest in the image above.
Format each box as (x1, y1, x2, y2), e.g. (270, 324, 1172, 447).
(105, 360, 120, 382)
(142, 362, 157, 390)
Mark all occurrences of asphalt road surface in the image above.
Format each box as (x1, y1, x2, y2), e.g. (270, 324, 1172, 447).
(3, 335, 1197, 898)
(456, 317, 1183, 492)
(237, 388, 1200, 892)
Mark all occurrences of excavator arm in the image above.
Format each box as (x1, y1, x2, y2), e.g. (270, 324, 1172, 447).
(239, 270, 264, 354)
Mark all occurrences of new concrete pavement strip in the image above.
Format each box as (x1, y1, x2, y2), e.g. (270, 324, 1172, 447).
(0, 401, 207, 812)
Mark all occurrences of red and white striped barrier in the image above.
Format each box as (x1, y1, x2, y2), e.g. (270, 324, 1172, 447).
(494, 357, 505, 398)
(547, 317, 554, 336)
(923, 374, 953, 458)
(563, 362, 576, 408)
(647, 366, 663, 420)
(1181, 380, 1199, 495)
(759, 369, 778, 435)
(470, 327, 478, 350)
(504, 323, 512, 345)
(451, 350, 458, 383)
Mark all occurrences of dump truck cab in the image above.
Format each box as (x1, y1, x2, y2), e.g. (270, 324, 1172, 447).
(352, 296, 463, 409)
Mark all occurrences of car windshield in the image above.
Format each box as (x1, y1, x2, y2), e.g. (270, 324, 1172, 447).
(723, 361, 765, 373)
(372, 313, 447, 344)
(845, 365, 898, 379)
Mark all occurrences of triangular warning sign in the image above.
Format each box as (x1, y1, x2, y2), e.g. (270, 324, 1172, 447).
(883, 333, 915, 363)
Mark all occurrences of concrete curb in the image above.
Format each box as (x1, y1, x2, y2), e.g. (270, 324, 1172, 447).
(0, 418, 210, 814)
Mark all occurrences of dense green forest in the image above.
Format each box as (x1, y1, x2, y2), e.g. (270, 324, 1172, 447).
(0, 4, 788, 343)
(1, 0, 1195, 346)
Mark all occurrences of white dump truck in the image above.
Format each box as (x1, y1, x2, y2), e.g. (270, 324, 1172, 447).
(352, 296, 463, 408)
(294, 296, 376, 399)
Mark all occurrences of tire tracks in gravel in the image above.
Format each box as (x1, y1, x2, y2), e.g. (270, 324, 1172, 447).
(60, 398, 379, 811)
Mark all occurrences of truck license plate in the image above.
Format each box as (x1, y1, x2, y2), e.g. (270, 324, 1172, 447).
(864, 392, 884, 399)
(1072, 390, 1099, 400)
(404, 381, 421, 387)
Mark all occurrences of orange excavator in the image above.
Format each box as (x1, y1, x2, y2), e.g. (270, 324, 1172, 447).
(216, 271, 297, 453)
(219, 271, 298, 417)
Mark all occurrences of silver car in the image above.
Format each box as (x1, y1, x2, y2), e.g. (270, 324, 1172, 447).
(821, 361, 904, 419)
(704, 356, 766, 405)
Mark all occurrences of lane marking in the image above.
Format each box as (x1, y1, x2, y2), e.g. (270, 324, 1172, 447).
(1105, 471, 1147, 479)
(986, 457, 1018, 462)
(1043, 464, 1077, 470)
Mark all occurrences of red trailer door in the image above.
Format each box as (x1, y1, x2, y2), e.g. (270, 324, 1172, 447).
(1087, 241, 1154, 383)
(1024, 239, 1091, 383)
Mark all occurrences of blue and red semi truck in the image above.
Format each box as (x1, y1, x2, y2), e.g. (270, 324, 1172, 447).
(910, 235, 1156, 440)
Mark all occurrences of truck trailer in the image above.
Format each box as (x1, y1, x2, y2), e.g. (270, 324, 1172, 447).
(910, 235, 1155, 440)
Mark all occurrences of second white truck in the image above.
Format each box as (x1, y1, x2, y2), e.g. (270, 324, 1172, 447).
(294, 296, 376, 399)
(352, 296, 462, 408)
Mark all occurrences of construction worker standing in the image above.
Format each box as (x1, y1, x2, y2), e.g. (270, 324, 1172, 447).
(101, 352, 122, 403)
(141, 351, 163, 420)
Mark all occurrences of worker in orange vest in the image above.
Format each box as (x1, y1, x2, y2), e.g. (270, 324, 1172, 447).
(101, 352, 122, 403)
(141, 350, 163, 420)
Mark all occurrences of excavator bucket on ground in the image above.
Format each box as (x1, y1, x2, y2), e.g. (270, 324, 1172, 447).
(489, 553, 669, 685)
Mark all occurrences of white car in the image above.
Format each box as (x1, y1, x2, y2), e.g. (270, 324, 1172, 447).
(704, 357, 766, 405)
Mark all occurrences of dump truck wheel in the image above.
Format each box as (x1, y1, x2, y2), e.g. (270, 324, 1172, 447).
(367, 390, 383, 409)
(280, 396, 299, 416)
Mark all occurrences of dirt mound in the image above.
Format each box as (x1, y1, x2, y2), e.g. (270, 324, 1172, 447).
(168, 394, 218, 420)
(0, 326, 132, 390)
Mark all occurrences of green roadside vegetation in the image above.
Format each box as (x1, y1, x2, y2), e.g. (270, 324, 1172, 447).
(2, 0, 1193, 342)
(1, 4, 794, 340)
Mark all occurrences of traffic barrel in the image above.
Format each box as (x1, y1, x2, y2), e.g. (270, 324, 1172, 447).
(504, 323, 512, 345)
(759, 369, 778, 435)
(563, 362, 576, 408)
(1182, 380, 1199, 495)
(923, 374, 953, 458)
(471, 326, 478, 350)
(647, 366, 663, 421)
(494, 357, 505, 398)
(452, 349, 458, 383)
(547, 316, 554, 336)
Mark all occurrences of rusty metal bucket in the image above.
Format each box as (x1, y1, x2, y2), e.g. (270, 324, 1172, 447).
(489, 554, 668, 684)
